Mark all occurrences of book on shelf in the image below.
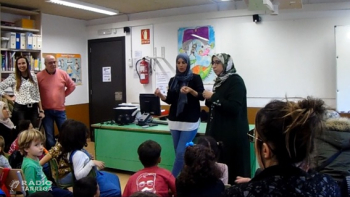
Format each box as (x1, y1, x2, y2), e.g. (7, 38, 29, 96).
(1, 51, 41, 72)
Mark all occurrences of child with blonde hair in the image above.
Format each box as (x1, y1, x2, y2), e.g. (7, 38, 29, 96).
(18, 129, 72, 197)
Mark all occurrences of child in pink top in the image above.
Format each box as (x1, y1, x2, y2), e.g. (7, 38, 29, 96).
(9, 120, 33, 154)
(123, 140, 176, 197)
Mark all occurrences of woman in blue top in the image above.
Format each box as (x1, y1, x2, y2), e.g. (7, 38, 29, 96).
(154, 53, 204, 177)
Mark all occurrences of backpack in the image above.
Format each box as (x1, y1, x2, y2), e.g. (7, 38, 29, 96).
(8, 150, 23, 169)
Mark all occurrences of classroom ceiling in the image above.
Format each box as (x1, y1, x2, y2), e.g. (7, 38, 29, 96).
(0, 0, 348, 20)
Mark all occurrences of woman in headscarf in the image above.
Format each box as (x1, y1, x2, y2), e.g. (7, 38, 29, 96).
(154, 53, 204, 177)
(203, 53, 250, 184)
(0, 101, 17, 152)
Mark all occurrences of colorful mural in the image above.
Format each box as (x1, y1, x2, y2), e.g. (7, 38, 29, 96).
(178, 26, 215, 84)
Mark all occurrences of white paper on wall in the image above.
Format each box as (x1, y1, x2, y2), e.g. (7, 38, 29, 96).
(156, 71, 171, 95)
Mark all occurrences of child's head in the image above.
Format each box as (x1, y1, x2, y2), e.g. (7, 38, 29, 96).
(177, 144, 222, 186)
(197, 136, 223, 161)
(137, 140, 161, 168)
(0, 135, 5, 155)
(254, 97, 325, 169)
(18, 120, 33, 132)
(18, 129, 45, 156)
(59, 119, 88, 153)
(73, 176, 100, 197)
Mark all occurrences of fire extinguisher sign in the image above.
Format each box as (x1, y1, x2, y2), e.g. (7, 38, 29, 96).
(141, 29, 150, 44)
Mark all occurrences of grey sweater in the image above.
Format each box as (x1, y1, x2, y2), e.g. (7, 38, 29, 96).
(0, 155, 11, 168)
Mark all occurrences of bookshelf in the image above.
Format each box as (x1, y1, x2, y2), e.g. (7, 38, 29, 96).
(0, 5, 42, 94)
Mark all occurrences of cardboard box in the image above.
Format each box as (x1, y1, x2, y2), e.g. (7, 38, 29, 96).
(15, 19, 35, 29)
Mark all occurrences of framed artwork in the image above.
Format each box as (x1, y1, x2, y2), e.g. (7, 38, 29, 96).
(43, 53, 82, 85)
(178, 25, 215, 84)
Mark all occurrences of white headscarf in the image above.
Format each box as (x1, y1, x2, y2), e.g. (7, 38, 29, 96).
(0, 101, 15, 129)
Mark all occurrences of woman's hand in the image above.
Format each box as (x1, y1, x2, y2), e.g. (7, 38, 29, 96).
(154, 88, 166, 101)
(235, 176, 251, 184)
(39, 111, 45, 119)
(93, 160, 105, 170)
(203, 90, 213, 99)
(154, 88, 162, 97)
(180, 86, 193, 94)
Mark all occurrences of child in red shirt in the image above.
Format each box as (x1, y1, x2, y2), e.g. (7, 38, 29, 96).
(123, 140, 176, 197)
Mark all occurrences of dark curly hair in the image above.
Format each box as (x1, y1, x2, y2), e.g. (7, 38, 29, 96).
(177, 144, 222, 187)
(197, 136, 224, 161)
(59, 119, 88, 153)
(255, 97, 326, 168)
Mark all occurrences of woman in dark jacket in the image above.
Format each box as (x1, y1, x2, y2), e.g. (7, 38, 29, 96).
(154, 53, 204, 177)
(313, 110, 350, 183)
(203, 53, 250, 184)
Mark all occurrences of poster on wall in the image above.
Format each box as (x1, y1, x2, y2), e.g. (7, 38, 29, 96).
(178, 26, 215, 84)
(141, 29, 150, 44)
(42, 53, 82, 85)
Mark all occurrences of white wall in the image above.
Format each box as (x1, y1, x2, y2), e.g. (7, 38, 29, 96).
(41, 14, 88, 105)
(87, 2, 350, 108)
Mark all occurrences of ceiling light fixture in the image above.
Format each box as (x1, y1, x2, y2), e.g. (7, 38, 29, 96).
(46, 0, 118, 15)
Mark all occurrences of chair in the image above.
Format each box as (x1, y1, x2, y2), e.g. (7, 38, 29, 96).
(0, 167, 27, 197)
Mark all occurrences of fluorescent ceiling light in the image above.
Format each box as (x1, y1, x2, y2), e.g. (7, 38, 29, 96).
(46, 0, 118, 15)
(191, 34, 209, 41)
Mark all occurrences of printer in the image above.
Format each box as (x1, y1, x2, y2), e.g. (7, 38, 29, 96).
(114, 104, 139, 125)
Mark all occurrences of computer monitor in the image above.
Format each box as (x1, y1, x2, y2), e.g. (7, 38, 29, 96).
(139, 94, 161, 116)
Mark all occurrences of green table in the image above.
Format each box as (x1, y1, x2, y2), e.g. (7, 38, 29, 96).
(92, 122, 257, 177)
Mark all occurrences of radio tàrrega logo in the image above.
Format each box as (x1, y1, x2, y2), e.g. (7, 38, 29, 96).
(9, 180, 20, 190)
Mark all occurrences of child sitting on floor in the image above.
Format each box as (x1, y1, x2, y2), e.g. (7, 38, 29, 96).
(176, 143, 224, 197)
(59, 119, 121, 197)
(73, 176, 100, 197)
(18, 129, 73, 197)
(8, 120, 33, 154)
(0, 136, 11, 168)
(197, 136, 228, 185)
(40, 119, 93, 187)
(123, 140, 176, 197)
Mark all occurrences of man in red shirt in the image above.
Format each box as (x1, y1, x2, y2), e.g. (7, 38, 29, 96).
(37, 55, 75, 149)
(123, 140, 176, 197)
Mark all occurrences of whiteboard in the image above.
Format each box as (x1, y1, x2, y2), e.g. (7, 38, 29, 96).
(336, 25, 350, 112)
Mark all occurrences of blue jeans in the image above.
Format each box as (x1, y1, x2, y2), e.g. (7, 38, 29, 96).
(170, 129, 197, 177)
(43, 110, 67, 149)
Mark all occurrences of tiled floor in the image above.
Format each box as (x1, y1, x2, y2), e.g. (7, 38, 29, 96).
(86, 140, 132, 193)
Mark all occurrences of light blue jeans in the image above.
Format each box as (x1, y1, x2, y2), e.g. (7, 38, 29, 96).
(170, 129, 197, 177)
(43, 110, 67, 149)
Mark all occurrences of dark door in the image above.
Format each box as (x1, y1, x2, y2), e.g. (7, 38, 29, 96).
(88, 37, 126, 139)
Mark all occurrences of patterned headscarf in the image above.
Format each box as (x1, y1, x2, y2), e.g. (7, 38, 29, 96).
(212, 53, 236, 92)
(0, 101, 15, 129)
(170, 53, 193, 116)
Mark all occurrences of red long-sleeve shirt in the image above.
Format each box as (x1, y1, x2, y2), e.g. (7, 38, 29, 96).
(37, 69, 75, 111)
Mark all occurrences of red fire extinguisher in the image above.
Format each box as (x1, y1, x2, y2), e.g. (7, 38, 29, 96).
(136, 57, 151, 84)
